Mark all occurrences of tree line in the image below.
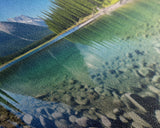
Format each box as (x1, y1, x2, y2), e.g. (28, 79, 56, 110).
(43, 0, 119, 34)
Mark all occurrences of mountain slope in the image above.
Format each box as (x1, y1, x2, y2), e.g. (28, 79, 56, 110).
(8, 15, 46, 26)
(0, 22, 52, 57)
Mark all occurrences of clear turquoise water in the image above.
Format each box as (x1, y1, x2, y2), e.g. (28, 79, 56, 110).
(1, 0, 160, 127)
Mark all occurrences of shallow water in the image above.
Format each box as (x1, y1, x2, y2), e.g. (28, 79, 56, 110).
(1, 0, 160, 127)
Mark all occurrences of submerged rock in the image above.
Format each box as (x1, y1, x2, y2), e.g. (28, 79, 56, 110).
(23, 114, 33, 125)
(94, 87, 103, 94)
(52, 112, 63, 119)
(75, 97, 90, 105)
(121, 93, 147, 113)
(152, 75, 160, 83)
(127, 112, 151, 128)
(119, 115, 128, 123)
(96, 113, 111, 128)
(155, 110, 160, 123)
(137, 67, 151, 77)
(55, 119, 69, 128)
(100, 115, 111, 127)
(148, 86, 160, 96)
(69, 115, 77, 123)
(76, 117, 88, 127)
(105, 112, 116, 120)
(132, 122, 144, 128)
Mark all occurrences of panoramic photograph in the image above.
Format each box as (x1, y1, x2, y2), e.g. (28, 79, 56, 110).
(0, 0, 160, 127)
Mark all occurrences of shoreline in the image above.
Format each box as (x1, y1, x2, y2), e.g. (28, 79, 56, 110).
(0, 0, 133, 72)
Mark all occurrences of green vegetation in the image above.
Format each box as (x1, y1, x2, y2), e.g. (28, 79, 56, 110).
(0, 33, 56, 65)
(43, 0, 119, 34)
(0, 0, 119, 65)
(0, 88, 20, 111)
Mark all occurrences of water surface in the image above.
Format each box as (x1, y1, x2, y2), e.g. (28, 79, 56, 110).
(1, 0, 160, 127)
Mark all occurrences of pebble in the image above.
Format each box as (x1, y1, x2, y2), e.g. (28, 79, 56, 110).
(122, 93, 147, 113)
(105, 112, 116, 120)
(113, 108, 120, 114)
(100, 115, 111, 127)
(88, 92, 99, 101)
(52, 112, 63, 119)
(23, 114, 33, 124)
(96, 113, 111, 128)
(132, 122, 144, 128)
(152, 75, 160, 83)
(127, 112, 152, 128)
(69, 115, 77, 123)
(94, 87, 103, 94)
(55, 119, 69, 128)
(137, 67, 149, 77)
(119, 115, 128, 123)
(112, 91, 119, 99)
(155, 110, 160, 123)
(148, 86, 160, 96)
(76, 117, 88, 127)
(75, 97, 89, 105)
(63, 94, 74, 104)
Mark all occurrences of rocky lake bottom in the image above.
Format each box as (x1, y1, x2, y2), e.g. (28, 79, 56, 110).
(31, 37, 160, 128)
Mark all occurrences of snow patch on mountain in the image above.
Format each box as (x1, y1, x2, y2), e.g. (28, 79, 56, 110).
(8, 15, 47, 27)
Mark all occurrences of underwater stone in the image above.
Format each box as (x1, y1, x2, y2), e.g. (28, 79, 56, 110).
(88, 92, 99, 101)
(23, 114, 33, 124)
(69, 115, 77, 123)
(63, 94, 74, 104)
(75, 97, 89, 105)
(112, 91, 120, 99)
(96, 113, 111, 128)
(113, 108, 120, 114)
(55, 119, 69, 128)
(127, 112, 152, 128)
(105, 113, 116, 120)
(121, 93, 147, 113)
(119, 115, 128, 123)
(76, 117, 88, 127)
(52, 112, 63, 119)
(132, 122, 144, 128)
(152, 75, 160, 83)
(155, 110, 160, 123)
(94, 87, 103, 94)
(138, 67, 150, 77)
(148, 86, 160, 96)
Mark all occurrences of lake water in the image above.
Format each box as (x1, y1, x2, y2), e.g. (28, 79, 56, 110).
(1, 0, 160, 127)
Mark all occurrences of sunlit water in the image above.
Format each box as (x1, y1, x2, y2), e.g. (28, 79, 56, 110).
(1, 0, 160, 127)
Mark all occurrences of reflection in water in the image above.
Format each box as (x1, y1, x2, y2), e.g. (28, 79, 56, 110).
(1, 90, 102, 128)
(0, 0, 160, 127)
